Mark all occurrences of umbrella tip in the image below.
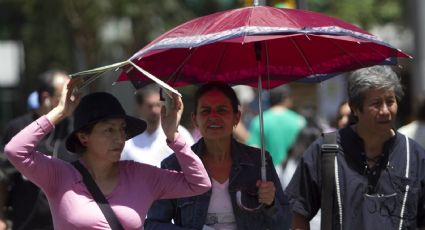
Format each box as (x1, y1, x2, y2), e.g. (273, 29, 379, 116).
(397, 49, 413, 59)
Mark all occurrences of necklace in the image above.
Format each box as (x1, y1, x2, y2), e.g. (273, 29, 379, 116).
(365, 154, 384, 169)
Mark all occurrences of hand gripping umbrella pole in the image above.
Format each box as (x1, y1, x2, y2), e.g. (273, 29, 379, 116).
(236, 42, 267, 211)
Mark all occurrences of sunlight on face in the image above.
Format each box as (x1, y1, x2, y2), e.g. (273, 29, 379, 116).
(193, 90, 240, 140)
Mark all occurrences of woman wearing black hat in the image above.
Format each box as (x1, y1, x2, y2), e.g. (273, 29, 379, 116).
(3, 79, 211, 229)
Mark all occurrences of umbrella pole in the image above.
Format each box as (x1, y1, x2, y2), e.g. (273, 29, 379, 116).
(254, 41, 267, 181)
(236, 42, 266, 212)
(257, 75, 267, 182)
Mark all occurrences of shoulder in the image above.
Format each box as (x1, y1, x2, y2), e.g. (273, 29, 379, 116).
(400, 133, 425, 155)
(11, 113, 34, 127)
(2, 113, 37, 145)
(237, 141, 263, 154)
(248, 115, 260, 128)
(232, 140, 273, 164)
(161, 153, 180, 170)
(398, 121, 417, 134)
(286, 108, 302, 116)
(177, 125, 194, 145)
(286, 109, 307, 123)
(6, 113, 34, 126)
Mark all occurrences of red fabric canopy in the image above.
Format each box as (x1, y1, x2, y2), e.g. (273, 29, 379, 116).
(117, 6, 409, 89)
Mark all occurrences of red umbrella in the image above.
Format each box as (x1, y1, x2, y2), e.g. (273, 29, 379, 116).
(117, 6, 409, 89)
(70, 5, 409, 211)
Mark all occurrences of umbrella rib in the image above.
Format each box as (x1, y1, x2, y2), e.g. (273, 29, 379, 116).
(264, 40, 271, 89)
(75, 72, 104, 91)
(169, 49, 196, 85)
(212, 43, 228, 81)
(243, 6, 255, 44)
(362, 42, 397, 61)
(128, 61, 181, 96)
(329, 39, 367, 68)
(289, 37, 315, 75)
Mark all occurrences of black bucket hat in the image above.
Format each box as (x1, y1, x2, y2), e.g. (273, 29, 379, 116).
(65, 92, 147, 153)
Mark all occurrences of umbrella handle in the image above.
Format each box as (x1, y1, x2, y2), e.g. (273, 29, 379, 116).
(236, 163, 267, 212)
(236, 190, 264, 211)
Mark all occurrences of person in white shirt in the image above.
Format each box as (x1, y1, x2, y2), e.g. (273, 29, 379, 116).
(121, 84, 194, 167)
(398, 96, 425, 148)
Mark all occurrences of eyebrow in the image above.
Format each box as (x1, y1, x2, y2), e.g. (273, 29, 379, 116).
(200, 104, 230, 109)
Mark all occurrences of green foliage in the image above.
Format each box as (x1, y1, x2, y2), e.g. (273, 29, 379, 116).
(308, 0, 405, 29)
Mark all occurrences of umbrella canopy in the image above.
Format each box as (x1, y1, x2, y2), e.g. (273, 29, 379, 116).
(118, 5, 409, 89)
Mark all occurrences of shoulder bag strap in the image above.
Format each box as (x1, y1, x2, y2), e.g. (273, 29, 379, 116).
(320, 131, 338, 230)
(72, 161, 124, 230)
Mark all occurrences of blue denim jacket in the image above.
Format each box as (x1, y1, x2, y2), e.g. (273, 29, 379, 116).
(145, 138, 292, 230)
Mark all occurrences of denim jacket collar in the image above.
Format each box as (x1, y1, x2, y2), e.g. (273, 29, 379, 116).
(191, 137, 256, 166)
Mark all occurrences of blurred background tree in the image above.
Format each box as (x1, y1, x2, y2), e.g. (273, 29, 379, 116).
(307, 0, 406, 29)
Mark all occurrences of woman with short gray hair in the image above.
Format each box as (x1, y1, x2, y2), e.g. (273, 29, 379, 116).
(286, 65, 425, 230)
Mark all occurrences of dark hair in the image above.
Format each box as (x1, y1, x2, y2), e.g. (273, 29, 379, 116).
(37, 70, 68, 104)
(193, 81, 240, 114)
(72, 123, 96, 154)
(269, 85, 291, 107)
(332, 101, 353, 128)
(289, 126, 322, 159)
(135, 84, 160, 106)
(415, 96, 425, 121)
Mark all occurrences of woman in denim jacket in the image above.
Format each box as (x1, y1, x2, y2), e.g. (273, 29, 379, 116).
(145, 81, 291, 230)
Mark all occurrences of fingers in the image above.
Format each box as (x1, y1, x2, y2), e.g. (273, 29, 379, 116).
(160, 92, 183, 142)
(63, 79, 79, 98)
(171, 92, 183, 111)
(256, 180, 276, 206)
(160, 104, 166, 119)
(65, 79, 81, 103)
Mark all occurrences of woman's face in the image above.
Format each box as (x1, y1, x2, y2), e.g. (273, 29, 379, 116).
(192, 90, 240, 140)
(337, 103, 351, 129)
(78, 118, 127, 162)
(354, 88, 398, 134)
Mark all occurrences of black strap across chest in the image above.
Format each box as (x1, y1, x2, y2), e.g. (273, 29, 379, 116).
(321, 132, 338, 230)
(72, 161, 124, 230)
